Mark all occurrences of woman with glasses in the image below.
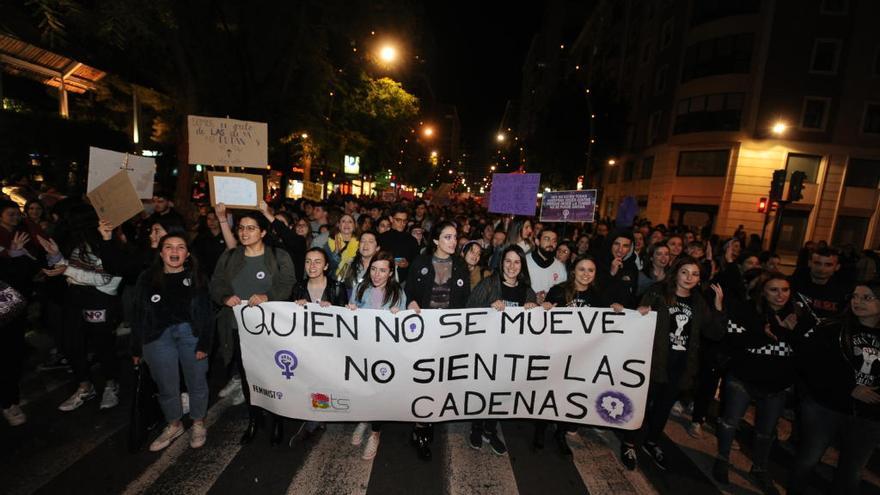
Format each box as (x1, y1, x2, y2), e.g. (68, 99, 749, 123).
(210, 212, 295, 446)
(789, 281, 880, 494)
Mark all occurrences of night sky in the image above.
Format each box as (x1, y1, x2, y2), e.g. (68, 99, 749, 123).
(423, 2, 544, 160)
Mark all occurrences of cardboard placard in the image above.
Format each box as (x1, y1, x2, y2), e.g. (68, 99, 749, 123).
(208, 172, 263, 210)
(87, 170, 144, 226)
(302, 181, 323, 201)
(488, 173, 541, 216)
(87, 147, 156, 199)
(187, 115, 269, 168)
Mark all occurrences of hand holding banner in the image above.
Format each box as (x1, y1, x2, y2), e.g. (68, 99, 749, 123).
(235, 303, 656, 429)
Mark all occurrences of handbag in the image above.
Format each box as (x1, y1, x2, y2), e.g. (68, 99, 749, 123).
(0, 281, 26, 327)
(127, 362, 164, 452)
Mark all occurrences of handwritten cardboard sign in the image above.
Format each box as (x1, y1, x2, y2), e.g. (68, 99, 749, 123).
(87, 170, 144, 226)
(87, 147, 156, 199)
(207, 172, 263, 210)
(302, 181, 323, 201)
(188, 115, 268, 168)
(540, 190, 597, 223)
(488, 173, 540, 216)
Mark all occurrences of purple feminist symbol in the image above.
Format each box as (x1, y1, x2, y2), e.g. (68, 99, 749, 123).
(274, 350, 298, 380)
(595, 391, 634, 425)
(409, 322, 417, 333)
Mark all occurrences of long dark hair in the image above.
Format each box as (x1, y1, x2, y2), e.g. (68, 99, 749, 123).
(563, 255, 600, 304)
(148, 234, 204, 292)
(751, 270, 796, 315)
(355, 250, 402, 308)
(304, 247, 330, 279)
(498, 244, 531, 287)
(660, 255, 702, 306)
(431, 220, 458, 255)
(341, 230, 380, 288)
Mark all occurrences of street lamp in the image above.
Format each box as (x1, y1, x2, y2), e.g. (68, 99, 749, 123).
(608, 159, 616, 166)
(496, 133, 506, 142)
(379, 44, 398, 64)
(422, 126, 434, 138)
(772, 121, 787, 136)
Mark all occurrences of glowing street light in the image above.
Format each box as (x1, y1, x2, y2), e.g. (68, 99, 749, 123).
(608, 159, 616, 165)
(490, 165, 496, 171)
(379, 44, 398, 64)
(496, 133, 506, 142)
(301, 133, 309, 139)
(423, 126, 434, 138)
(772, 121, 787, 135)
(430, 150, 438, 158)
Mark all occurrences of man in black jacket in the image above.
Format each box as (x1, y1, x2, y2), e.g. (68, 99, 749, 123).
(379, 206, 419, 282)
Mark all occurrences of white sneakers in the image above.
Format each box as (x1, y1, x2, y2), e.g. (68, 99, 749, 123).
(99, 381, 119, 410)
(148, 422, 207, 452)
(362, 432, 381, 460)
(351, 422, 370, 446)
(58, 383, 96, 411)
(190, 422, 207, 449)
(150, 423, 185, 452)
(3, 404, 26, 426)
(218, 376, 241, 398)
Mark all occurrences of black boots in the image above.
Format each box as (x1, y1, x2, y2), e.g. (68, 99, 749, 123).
(270, 416, 285, 446)
(554, 429, 572, 456)
(411, 424, 433, 461)
(240, 409, 263, 445)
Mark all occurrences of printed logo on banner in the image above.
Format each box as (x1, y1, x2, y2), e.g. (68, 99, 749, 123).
(595, 390, 634, 425)
(274, 350, 298, 379)
(310, 392, 350, 412)
(252, 384, 284, 400)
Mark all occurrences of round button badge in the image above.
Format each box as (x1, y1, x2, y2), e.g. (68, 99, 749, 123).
(256, 271, 266, 280)
(150, 294, 161, 303)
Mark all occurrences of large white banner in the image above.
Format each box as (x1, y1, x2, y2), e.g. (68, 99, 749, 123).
(235, 303, 656, 430)
(187, 115, 268, 168)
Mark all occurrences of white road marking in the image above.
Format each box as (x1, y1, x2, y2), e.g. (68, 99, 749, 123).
(285, 423, 375, 495)
(443, 422, 519, 495)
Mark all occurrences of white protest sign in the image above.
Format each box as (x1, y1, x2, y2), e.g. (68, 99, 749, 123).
(87, 147, 156, 199)
(187, 115, 268, 168)
(235, 303, 656, 429)
(207, 172, 263, 210)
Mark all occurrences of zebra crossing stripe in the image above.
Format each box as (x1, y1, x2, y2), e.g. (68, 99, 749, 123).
(574, 428, 659, 495)
(285, 424, 375, 495)
(442, 423, 519, 495)
(121, 396, 237, 495)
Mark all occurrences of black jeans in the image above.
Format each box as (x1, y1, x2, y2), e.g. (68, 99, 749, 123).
(63, 286, 120, 383)
(716, 374, 787, 469)
(624, 379, 682, 446)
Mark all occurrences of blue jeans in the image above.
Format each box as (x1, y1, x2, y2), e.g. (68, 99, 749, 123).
(716, 374, 788, 469)
(143, 323, 209, 422)
(789, 394, 880, 494)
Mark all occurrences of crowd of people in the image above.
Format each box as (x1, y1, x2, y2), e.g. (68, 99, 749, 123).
(1, 184, 880, 494)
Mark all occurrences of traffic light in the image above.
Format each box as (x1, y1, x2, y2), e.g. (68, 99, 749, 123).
(769, 169, 786, 201)
(789, 170, 806, 202)
(757, 197, 768, 213)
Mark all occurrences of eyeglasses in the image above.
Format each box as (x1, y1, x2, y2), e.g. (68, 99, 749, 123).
(852, 294, 879, 303)
(237, 225, 259, 232)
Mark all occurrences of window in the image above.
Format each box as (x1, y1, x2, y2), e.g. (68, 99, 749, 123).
(821, 0, 849, 15)
(810, 39, 842, 74)
(674, 92, 744, 133)
(834, 216, 869, 247)
(800, 97, 831, 130)
(677, 150, 730, 177)
(845, 158, 880, 188)
(863, 103, 880, 134)
(655, 65, 668, 94)
(623, 161, 635, 181)
(647, 110, 663, 145)
(785, 154, 822, 183)
(691, 0, 760, 25)
(660, 19, 674, 50)
(681, 33, 754, 82)
(641, 156, 655, 179)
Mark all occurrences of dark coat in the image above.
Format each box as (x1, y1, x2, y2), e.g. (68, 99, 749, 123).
(467, 273, 537, 308)
(405, 253, 471, 309)
(291, 277, 348, 307)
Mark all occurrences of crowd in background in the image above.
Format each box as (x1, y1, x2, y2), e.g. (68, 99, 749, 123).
(1, 180, 880, 494)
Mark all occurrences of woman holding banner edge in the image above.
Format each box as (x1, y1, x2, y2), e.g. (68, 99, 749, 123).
(209, 211, 295, 446)
(405, 221, 471, 461)
(467, 244, 538, 456)
(346, 250, 407, 460)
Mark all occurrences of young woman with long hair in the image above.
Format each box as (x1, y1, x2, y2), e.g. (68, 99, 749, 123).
(405, 221, 471, 460)
(637, 242, 671, 297)
(132, 234, 214, 451)
(209, 212, 295, 446)
(712, 272, 815, 492)
(347, 250, 406, 460)
(467, 245, 537, 456)
(339, 231, 380, 296)
(789, 280, 880, 494)
(619, 256, 725, 471)
(327, 213, 359, 279)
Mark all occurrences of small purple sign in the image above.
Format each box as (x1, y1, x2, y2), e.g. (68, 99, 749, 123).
(539, 190, 597, 223)
(488, 173, 541, 216)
